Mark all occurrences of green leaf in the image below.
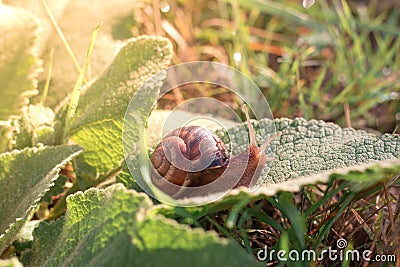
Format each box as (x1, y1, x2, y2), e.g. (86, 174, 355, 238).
(0, 145, 83, 254)
(0, 4, 41, 120)
(25, 184, 261, 267)
(119, 72, 169, 194)
(65, 36, 172, 178)
(329, 158, 400, 191)
(21, 218, 64, 266)
(212, 118, 399, 198)
(40, 175, 68, 204)
(115, 162, 142, 193)
(216, 118, 399, 184)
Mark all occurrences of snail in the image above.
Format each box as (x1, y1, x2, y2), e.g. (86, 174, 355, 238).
(150, 105, 281, 198)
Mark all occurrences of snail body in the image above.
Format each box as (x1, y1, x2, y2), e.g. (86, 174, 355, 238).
(150, 105, 280, 198)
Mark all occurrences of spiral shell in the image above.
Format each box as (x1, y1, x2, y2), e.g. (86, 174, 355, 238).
(150, 126, 229, 189)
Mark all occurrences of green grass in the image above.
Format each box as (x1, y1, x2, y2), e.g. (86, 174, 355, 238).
(156, 175, 399, 266)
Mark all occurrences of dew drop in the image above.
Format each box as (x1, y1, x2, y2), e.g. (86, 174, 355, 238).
(233, 52, 242, 65)
(303, 0, 315, 8)
(160, 1, 170, 13)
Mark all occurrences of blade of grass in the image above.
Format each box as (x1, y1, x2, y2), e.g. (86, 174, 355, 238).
(247, 206, 284, 232)
(330, 80, 357, 107)
(40, 49, 55, 106)
(336, 0, 355, 36)
(309, 64, 328, 103)
(171, 207, 202, 228)
(206, 215, 233, 239)
(268, 193, 306, 249)
(295, 57, 308, 119)
(227, 196, 251, 228)
(303, 182, 347, 218)
(63, 22, 103, 141)
(313, 191, 357, 249)
(233, 0, 319, 29)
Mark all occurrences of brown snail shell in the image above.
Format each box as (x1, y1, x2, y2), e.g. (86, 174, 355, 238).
(150, 105, 280, 198)
(151, 126, 230, 187)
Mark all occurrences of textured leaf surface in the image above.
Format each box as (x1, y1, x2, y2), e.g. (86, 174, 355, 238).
(25, 184, 260, 267)
(218, 118, 400, 185)
(252, 157, 400, 196)
(119, 73, 169, 193)
(40, 175, 68, 204)
(0, 145, 83, 254)
(0, 4, 41, 120)
(115, 163, 142, 192)
(66, 36, 172, 177)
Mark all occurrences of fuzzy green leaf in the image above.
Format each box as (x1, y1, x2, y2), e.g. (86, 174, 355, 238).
(115, 163, 142, 193)
(65, 36, 172, 177)
(40, 175, 68, 204)
(25, 184, 260, 267)
(218, 118, 399, 185)
(200, 119, 400, 203)
(0, 4, 41, 120)
(0, 145, 83, 254)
